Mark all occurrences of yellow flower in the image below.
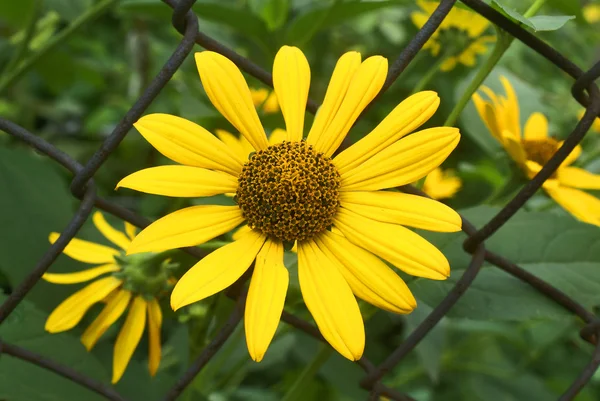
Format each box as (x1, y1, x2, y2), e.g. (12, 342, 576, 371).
(117, 46, 461, 362)
(577, 109, 600, 133)
(250, 88, 279, 114)
(422, 167, 462, 200)
(473, 77, 600, 226)
(411, 0, 496, 71)
(43, 212, 165, 383)
(583, 4, 600, 24)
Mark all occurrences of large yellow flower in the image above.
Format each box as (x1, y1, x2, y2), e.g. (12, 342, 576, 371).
(117, 46, 461, 362)
(422, 167, 462, 200)
(411, 0, 496, 71)
(473, 77, 600, 226)
(43, 212, 166, 383)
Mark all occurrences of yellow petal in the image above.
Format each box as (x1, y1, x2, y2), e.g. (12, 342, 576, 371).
(315, 232, 416, 314)
(440, 57, 458, 72)
(334, 91, 440, 174)
(340, 128, 460, 191)
(558, 167, 600, 189)
(124, 222, 137, 241)
(499, 76, 521, 138)
(502, 130, 527, 166)
(561, 142, 582, 167)
(43, 264, 120, 284)
(92, 212, 132, 251)
(134, 114, 243, 175)
(112, 296, 147, 383)
(117, 166, 238, 198)
(524, 112, 548, 140)
(49, 232, 120, 264)
(472, 93, 503, 143)
(422, 168, 462, 200)
(263, 91, 280, 114)
(147, 298, 162, 376)
(215, 129, 254, 160)
(268, 128, 287, 145)
(250, 88, 269, 108)
(232, 224, 251, 241)
(339, 191, 461, 232)
(171, 229, 266, 310)
(245, 239, 288, 362)
(195, 51, 269, 151)
(81, 289, 131, 350)
(297, 240, 364, 361)
(306, 52, 361, 151)
(545, 186, 600, 226)
(127, 205, 244, 254)
(45, 277, 123, 333)
(334, 208, 449, 280)
(273, 46, 310, 142)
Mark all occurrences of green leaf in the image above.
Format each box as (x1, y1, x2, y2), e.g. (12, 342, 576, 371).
(491, 0, 574, 32)
(45, 0, 93, 21)
(249, 0, 290, 31)
(0, 297, 109, 401)
(547, 0, 582, 18)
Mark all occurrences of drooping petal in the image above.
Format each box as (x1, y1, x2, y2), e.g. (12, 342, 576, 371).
(245, 239, 288, 362)
(315, 232, 416, 314)
(127, 205, 244, 254)
(524, 112, 548, 140)
(124, 222, 137, 241)
(472, 93, 503, 143)
(112, 296, 147, 384)
(92, 212, 132, 251)
(195, 51, 269, 151)
(171, 230, 266, 310)
(334, 91, 440, 174)
(297, 240, 365, 361)
(339, 191, 461, 232)
(334, 208, 450, 280)
(147, 298, 163, 376)
(81, 289, 132, 350)
(117, 166, 238, 198)
(545, 186, 600, 226)
(134, 114, 244, 175)
(501, 130, 527, 166)
(499, 76, 521, 138)
(45, 277, 123, 333)
(558, 167, 600, 189)
(49, 232, 119, 264)
(340, 128, 460, 191)
(273, 46, 310, 142)
(43, 264, 120, 284)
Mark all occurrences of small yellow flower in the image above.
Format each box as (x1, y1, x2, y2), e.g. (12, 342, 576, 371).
(577, 109, 600, 133)
(43, 212, 166, 383)
(250, 88, 279, 114)
(117, 46, 461, 362)
(422, 167, 462, 200)
(473, 77, 600, 226)
(583, 4, 600, 24)
(411, 0, 496, 71)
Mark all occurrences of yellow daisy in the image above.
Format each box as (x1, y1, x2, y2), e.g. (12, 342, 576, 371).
(422, 167, 462, 200)
(117, 46, 462, 362)
(473, 77, 600, 226)
(250, 88, 279, 114)
(43, 211, 170, 383)
(411, 0, 496, 71)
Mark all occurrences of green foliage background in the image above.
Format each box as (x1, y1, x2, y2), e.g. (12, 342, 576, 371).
(1, 0, 600, 400)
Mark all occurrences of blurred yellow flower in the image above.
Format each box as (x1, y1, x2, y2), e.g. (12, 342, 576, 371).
(250, 88, 279, 113)
(117, 46, 461, 363)
(577, 109, 600, 133)
(474, 77, 600, 226)
(422, 167, 462, 200)
(583, 4, 600, 24)
(43, 212, 166, 383)
(411, 0, 495, 71)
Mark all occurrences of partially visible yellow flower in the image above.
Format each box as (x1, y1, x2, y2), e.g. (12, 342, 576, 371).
(411, 0, 496, 71)
(422, 167, 462, 200)
(577, 109, 600, 133)
(583, 4, 600, 24)
(473, 77, 600, 226)
(251, 88, 279, 114)
(43, 212, 167, 383)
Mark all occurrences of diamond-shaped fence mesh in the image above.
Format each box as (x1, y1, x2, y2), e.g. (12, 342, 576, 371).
(1, 0, 600, 400)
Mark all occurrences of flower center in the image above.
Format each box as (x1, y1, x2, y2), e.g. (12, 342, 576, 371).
(522, 137, 559, 166)
(113, 253, 176, 298)
(236, 141, 341, 242)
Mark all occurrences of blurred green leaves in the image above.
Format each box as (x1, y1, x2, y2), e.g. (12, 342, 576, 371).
(491, 0, 575, 31)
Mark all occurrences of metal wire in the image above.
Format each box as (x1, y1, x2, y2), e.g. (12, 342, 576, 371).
(0, 0, 599, 400)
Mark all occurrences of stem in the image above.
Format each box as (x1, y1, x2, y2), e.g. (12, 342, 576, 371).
(412, 55, 446, 94)
(281, 345, 333, 401)
(0, 0, 119, 94)
(523, 0, 546, 18)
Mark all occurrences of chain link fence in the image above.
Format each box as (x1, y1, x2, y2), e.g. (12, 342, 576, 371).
(1, 0, 599, 400)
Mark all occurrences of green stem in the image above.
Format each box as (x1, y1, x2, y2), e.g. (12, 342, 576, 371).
(281, 344, 333, 401)
(523, 0, 547, 18)
(412, 55, 446, 94)
(0, 0, 119, 94)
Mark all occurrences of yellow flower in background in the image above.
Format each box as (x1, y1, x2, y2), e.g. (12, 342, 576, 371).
(250, 88, 279, 113)
(422, 167, 462, 200)
(411, 0, 496, 71)
(583, 4, 600, 24)
(577, 109, 600, 133)
(473, 77, 600, 226)
(43, 212, 168, 383)
(117, 46, 461, 362)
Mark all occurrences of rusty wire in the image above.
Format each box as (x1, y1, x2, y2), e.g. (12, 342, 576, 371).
(1, 0, 600, 400)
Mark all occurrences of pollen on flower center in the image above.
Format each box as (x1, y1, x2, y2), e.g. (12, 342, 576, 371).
(522, 137, 559, 166)
(236, 141, 341, 242)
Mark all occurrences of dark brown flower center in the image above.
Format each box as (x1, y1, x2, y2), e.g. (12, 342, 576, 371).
(522, 138, 559, 166)
(236, 141, 340, 242)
